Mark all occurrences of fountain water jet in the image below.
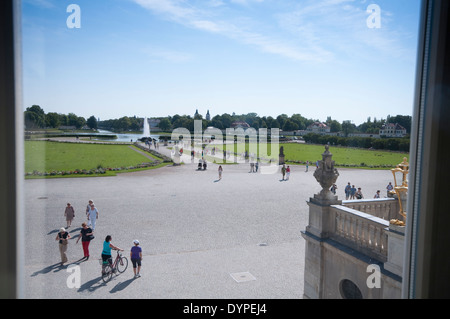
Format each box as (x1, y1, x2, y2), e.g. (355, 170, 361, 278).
(143, 117, 150, 138)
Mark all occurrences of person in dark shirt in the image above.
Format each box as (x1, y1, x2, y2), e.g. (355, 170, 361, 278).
(55, 227, 71, 265)
(76, 222, 93, 260)
(130, 240, 143, 278)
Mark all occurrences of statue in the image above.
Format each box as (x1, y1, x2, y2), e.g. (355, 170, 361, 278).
(279, 146, 285, 165)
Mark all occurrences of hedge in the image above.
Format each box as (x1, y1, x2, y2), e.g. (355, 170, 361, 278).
(303, 133, 410, 152)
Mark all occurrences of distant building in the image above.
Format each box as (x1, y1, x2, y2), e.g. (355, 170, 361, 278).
(307, 122, 331, 134)
(379, 123, 407, 138)
(230, 121, 251, 129)
(206, 110, 211, 121)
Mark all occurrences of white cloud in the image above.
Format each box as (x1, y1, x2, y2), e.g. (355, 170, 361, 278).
(207, 0, 226, 7)
(132, 0, 332, 62)
(190, 20, 225, 32)
(230, 0, 264, 5)
(132, 0, 415, 64)
(276, 0, 414, 62)
(132, 0, 195, 20)
(24, 0, 55, 9)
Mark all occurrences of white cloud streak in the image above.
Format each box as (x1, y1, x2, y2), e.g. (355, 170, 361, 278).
(132, 0, 415, 63)
(132, 0, 332, 62)
(277, 0, 414, 62)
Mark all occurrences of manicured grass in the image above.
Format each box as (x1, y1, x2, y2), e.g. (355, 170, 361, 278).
(207, 141, 409, 169)
(25, 141, 164, 176)
(281, 143, 409, 169)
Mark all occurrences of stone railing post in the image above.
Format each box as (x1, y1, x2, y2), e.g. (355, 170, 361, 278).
(384, 224, 405, 277)
(301, 146, 341, 299)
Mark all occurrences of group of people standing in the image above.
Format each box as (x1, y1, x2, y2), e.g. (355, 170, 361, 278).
(281, 164, 291, 181)
(216, 163, 292, 181)
(55, 199, 144, 278)
(343, 182, 394, 200)
(56, 199, 99, 265)
(249, 162, 259, 173)
(344, 183, 364, 200)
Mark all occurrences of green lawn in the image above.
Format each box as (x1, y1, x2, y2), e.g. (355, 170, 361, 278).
(210, 141, 408, 169)
(281, 143, 409, 168)
(25, 141, 165, 177)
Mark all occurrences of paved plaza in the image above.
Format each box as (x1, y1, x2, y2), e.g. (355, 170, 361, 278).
(23, 146, 396, 299)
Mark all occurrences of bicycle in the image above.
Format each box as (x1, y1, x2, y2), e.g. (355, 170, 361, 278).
(101, 249, 129, 283)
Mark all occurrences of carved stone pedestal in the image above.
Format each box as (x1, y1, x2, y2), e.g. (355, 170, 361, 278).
(302, 146, 341, 299)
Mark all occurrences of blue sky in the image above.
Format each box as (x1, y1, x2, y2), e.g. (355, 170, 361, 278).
(22, 0, 421, 125)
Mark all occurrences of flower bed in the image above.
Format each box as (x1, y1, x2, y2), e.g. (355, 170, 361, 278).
(285, 159, 396, 169)
(25, 161, 163, 177)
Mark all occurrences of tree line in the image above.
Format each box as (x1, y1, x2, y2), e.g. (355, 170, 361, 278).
(24, 105, 98, 130)
(24, 105, 411, 137)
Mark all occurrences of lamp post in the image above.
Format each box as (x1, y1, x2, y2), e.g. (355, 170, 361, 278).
(390, 157, 409, 226)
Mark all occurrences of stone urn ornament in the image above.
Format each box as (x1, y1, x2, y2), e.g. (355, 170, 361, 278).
(313, 145, 340, 203)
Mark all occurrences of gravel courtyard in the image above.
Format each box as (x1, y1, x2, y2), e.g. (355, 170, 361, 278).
(23, 149, 396, 299)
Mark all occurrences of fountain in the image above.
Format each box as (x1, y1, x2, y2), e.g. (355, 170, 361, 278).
(143, 117, 150, 138)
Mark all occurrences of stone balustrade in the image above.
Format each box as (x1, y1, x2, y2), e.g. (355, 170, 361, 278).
(330, 204, 390, 262)
(342, 198, 399, 221)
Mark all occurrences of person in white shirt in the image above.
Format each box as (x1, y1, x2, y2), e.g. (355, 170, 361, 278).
(87, 203, 99, 230)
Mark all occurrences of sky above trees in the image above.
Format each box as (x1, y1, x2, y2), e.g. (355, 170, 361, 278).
(22, 0, 421, 126)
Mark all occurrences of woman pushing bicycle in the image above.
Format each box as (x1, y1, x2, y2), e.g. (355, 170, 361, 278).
(101, 235, 123, 269)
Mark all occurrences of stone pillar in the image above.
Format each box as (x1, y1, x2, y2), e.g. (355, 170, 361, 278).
(384, 224, 405, 277)
(301, 146, 341, 299)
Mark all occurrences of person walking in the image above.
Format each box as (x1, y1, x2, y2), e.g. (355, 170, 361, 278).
(386, 182, 394, 197)
(286, 166, 291, 180)
(87, 203, 99, 230)
(218, 165, 223, 180)
(305, 161, 309, 172)
(55, 227, 71, 265)
(64, 203, 75, 229)
(130, 240, 143, 278)
(86, 199, 94, 221)
(281, 164, 286, 181)
(344, 182, 351, 200)
(350, 185, 357, 199)
(76, 222, 94, 260)
(374, 190, 381, 198)
(102, 235, 123, 271)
